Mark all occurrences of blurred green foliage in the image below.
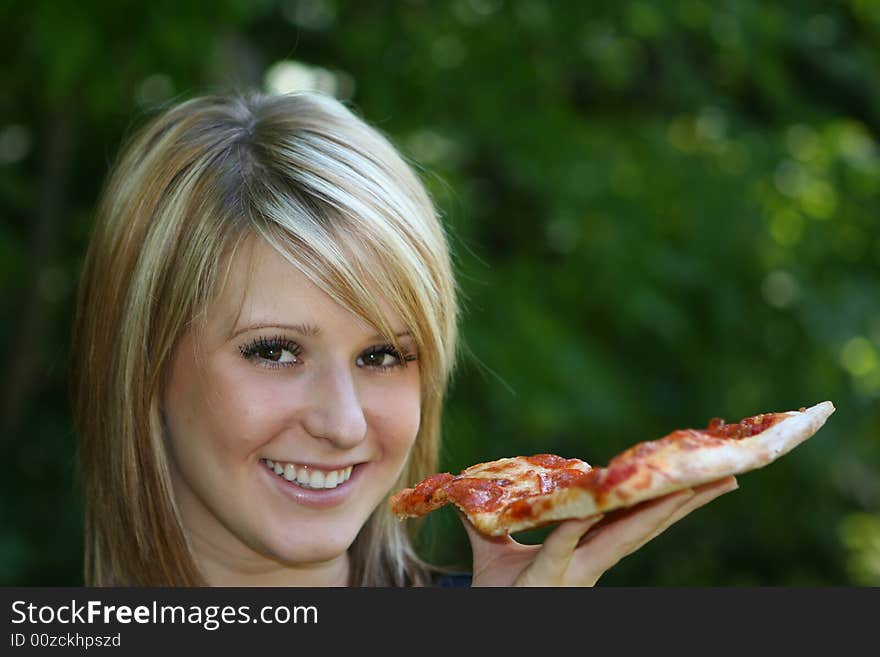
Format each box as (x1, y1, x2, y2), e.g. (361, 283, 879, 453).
(1, 0, 878, 585)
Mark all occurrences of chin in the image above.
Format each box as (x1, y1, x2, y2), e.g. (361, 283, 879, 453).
(267, 529, 359, 565)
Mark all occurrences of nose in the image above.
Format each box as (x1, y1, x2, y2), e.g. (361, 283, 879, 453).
(301, 361, 367, 449)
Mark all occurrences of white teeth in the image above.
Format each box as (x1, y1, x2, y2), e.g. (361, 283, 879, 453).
(310, 470, 325, 488)
(262, 458, 354, 489)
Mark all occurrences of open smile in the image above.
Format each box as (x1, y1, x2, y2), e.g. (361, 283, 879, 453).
(261, 458, 354, 490)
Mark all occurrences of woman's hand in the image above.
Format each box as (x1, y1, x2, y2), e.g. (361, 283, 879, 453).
(463, 476, 738, 586)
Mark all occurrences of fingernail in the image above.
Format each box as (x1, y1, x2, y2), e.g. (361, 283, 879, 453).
(576, 513, 604, 529)
(674, 489, 696, 505)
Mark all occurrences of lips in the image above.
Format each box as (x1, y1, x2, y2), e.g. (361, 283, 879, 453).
(261, 458, 353, 490)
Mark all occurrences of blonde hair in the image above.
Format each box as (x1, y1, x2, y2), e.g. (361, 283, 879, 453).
(70, 91, 459, 586)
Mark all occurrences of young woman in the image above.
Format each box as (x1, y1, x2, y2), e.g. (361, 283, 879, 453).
(70, 91, 735, 587)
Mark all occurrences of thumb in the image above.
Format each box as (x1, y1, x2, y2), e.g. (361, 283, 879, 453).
(455, 509, 531, 586)
(455, 510, 518, 560)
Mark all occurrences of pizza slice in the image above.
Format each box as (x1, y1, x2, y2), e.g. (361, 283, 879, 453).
(390, 401, 835, 536)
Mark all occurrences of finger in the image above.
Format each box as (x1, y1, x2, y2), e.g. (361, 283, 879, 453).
(570, 488, 696, 584)
(639, 476, 738, 546)
(514, 515, 604, 587)
(455, 509, 539, 587)
(581, 487, 696, 547)
(454, 509, 518, 562)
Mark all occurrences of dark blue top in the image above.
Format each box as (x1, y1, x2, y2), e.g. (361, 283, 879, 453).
(433, 572, 472, 587)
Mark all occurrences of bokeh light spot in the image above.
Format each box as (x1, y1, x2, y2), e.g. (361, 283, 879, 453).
(769, 209, 804, 247)
(136, 73, 175, 107)
(774, 159, 807, 198)
(761, 270, 799, 308)
(840, 336, 878, 378)
(839, 513, 880, 585)
(0, 125, 31, 164)
(800, 179, 837, 219)
(264, 60, 351, 98)
(281, 0, 336, 30)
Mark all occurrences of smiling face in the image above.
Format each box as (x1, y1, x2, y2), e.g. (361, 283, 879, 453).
(162, 237, 421, 585)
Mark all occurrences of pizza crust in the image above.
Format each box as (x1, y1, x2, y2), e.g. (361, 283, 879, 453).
(390, 401, 835, 536)
(500, 401, 834, 534)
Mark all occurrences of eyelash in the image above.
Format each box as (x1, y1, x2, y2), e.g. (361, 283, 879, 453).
(238, 335, 417, 372)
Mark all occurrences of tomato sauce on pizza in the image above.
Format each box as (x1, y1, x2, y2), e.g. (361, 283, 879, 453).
(390, 402, 834, 536)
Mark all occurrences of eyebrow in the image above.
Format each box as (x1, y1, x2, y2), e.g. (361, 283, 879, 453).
(229, 322, 412, 342)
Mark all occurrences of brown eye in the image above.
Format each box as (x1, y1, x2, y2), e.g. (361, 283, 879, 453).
(259, 346, 289, 362)
(357, 344, 413, 370)
(358, 351, 398, 368)
(240, 337, 301, 369)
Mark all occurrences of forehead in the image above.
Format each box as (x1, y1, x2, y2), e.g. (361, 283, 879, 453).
(207, 237, 402, 341)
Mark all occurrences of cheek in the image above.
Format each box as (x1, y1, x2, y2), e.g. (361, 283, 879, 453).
(165, 353, 288, 460)
(199, 367, 292, 454)
(364, 379, 422, 451)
